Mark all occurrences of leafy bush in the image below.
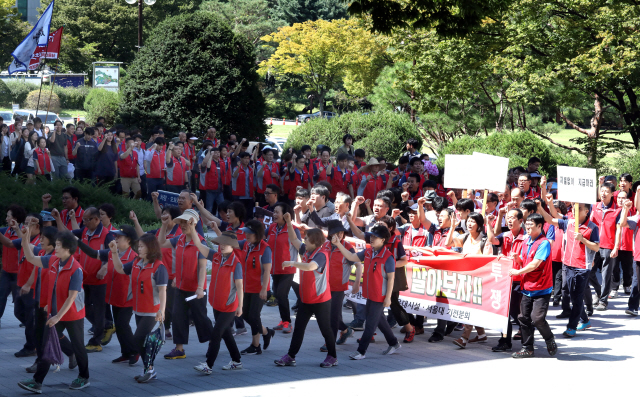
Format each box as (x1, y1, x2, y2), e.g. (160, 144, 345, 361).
(84, 89, 120, 128)
(616, 150, 640, 179)
(53, 86, 91, 110)
(0, 173, 158, 230)
(434, 131, 588, 178)
(4, 81, 35, 107)
(24, 90, 61, 113)
(284, 110, 421, 162)
(0, 80, 11, 107)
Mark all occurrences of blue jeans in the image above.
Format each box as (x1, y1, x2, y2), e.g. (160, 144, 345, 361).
(562, 265, 590, 330)
(628, 261, 640, 311)
(0, 270, 19, 320)
(205, 190, 224, 215)
(146, 177, 165, 200)
(354, 303, 366, 324)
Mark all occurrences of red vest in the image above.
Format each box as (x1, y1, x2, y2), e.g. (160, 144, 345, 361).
(232, 165, 254, 197)
(199, 160, 226, 191)
(242, 240, 270, 293)
(66, 134, 78, 160)
(183, 143, 195, 163)
(156, 225, 181, 280)
(227, 222, 246, 242)
(257, 162, 279, 194)
(266, 223, 297, 275)
(18, 234, 41, 292)
(564, 219, 598, 269)
(326, 240, 354, 292)
(148, 150, 166, 179)
(621, 224, 633, 252)
(590, 201, 619, 249)
(60, 206, 84, 231)
(285, 169, 310, 200)
(521, 235, 552, 291)
(130, 258, 165, 314)
(433, 228, 452, 248)
(328, 167, 353, 199)
(173, 234, 204, 291)
(362, 247, 394, 302)
(501, 228, 527, 282)
(106, 248, 137, 307)
(551, 227, 564, 262)
(313, 162, 331, 183)
(2, 227, 20, 273)
(35, 148, 51, 175)
(167, 156, 187, 186)
(402, 225, 428, 259)
(222, 158, 232, 185)
(45, 256, 85, 321)
(361, 173, 385, 202)
(118, 150, 139, 178)
(80, 224, 111, 285)
(300, 245, 331, 304)
(208, 251, 241, 312)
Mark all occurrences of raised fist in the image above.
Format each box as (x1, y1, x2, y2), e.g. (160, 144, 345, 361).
(151, 192, 159, 201)
(402, 182, 409, 192)
(355, 196, 365, 205)
(42, 193, 52, 203)
(283, 212, 291, 223)
(129, 210, 138, 221)
(401, 191, 410, 202)
(417, 197, 427, 206)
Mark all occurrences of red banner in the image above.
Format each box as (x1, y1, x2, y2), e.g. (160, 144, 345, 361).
(28, 27, 64, 70)
(345, 240, 513, 333)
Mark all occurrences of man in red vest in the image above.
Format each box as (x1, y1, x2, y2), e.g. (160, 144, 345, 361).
(165, 141, 190, 193)
(232, 152, 255, 220)
(118, 137, 142, 199)
(144, 137, 167, 197)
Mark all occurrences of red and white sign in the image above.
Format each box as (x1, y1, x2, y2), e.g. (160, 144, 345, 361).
(28, 27, 64, 70)
(346, 246, 513, 333)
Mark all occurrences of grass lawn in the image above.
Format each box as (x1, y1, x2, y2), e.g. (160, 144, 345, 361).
(267, 123, 298, 139)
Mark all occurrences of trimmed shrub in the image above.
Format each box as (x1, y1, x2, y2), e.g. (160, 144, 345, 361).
(284, 110, 421, 162)
(4, 81, 35, 107)
(434, 131, 588, 178)
(53, 86, 91, 110)
(24, 90, 61, 113)
(0, 80, 11, 108)
(616, 150, 640, 180)
(85, 89, 120, 128)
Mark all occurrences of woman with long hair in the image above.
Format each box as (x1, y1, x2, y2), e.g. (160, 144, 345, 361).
(24, 131, 39, 183)
(1, 123, 11, 172)
(95, 130, 118, 190)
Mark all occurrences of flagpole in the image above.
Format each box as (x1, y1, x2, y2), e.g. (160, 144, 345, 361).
(45, 26, 64, 127)
(35, 36, 52, 120)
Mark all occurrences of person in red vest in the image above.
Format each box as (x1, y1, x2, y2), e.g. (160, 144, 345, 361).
(77, 225, 139, 365)
(273, 215, 337, 368)
(332, 224, 400, 360)
(549, 200, 568, 306)
(65, 124, 78, 164)
(312, 147, 332, 184)
(165, 141, 189, 193)
(19, 229, 90, 392)
(589, 182, 618, 311)
(326, 153, 355, 199)
(619, 187, 640, 316)
(41, 186, 84, 230)
(256, 148, 280, 207)
(189, 230, 244, 374)
(518, 173, 541, 200)
(356, 158, 389, 203)
(353, 148, 367, 170)
(33, 137, 53, 180)
(284, 153, 311, 204)
(199, 146, 226, 215)
(204, 127, 219, 148)
(486, 207, 526, 352)
(0, 205, 26, 326)
(144, 137, 166, 197)
(118, 137, 142, 199)
(611, 190, 634, 297)
(109, 233, 167, 383)
(508, 213, 557, 358)
(232, 152, 255, 219)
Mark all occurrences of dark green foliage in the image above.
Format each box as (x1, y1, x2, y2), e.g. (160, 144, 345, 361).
(84, 89, 120, 128)
(434, 131, 588, 177)
(0, 173, 159, 230)
(275, 0, 348, 24)
(53, 86, 91, 110)
(3, 81, 34, 107)
(284, 110, 421, 162)
(119, 11, 267, 141)
(0, 80, 11, 108)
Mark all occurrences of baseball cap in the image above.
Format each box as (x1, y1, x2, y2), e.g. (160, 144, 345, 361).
(111, 225, 138, 242)
(425, 190, 437, 203)
(240, 223, 259, 235)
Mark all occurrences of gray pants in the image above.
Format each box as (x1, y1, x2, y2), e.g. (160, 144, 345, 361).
(51, 155, 68, 179)
(590, 249, 613, 305)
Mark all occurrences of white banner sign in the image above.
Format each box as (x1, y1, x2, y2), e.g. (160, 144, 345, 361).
(557, 166, 597, 204)
(472, 152, 509, 192)
(444, 154, 476, 189)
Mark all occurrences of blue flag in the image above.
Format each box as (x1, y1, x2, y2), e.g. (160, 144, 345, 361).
(8, 0, 55, 74)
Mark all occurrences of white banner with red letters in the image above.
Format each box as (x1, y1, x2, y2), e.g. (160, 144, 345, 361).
(345, 245, 513, 333)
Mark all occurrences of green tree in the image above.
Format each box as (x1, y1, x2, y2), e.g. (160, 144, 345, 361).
(85, 89, 120, 127)
(0, 0, 32, 69)
(119, 11, 267, 139)
(275, 0, 348, 25)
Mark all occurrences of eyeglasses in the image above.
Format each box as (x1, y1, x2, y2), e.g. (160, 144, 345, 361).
(61, 196, 72, 201)
(265, 192, 276, 196)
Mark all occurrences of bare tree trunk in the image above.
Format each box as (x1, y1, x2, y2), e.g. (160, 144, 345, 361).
(521, 104, 527, 128)
(411, 59, 416, 123)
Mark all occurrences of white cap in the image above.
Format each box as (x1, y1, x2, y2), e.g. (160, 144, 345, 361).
(175, 209, 200, 223)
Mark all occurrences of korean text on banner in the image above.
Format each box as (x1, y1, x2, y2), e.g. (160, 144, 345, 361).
(556, 166, 597, 204)
(444, 155, 476, 190)
(157, 190, 180, 208)
(473, 152, 510, 192)
(346, 250, 513, 333)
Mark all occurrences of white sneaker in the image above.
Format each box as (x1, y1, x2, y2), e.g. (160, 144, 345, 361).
(52, 364, 61, 373)
(222, 361, 243, 370)
(383, 343, 401, 355)
(609, 290, 618, 299)
(194, 362, 213, 375)
(349, 351, 365, 360)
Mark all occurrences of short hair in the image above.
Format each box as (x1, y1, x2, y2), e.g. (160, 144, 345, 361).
(218, 200, 232, 213)
(376, 190, 394, 204)
(601, 182, 615, 193)
(370, 224, 391, 245)
(41, 226, 58, 247)
(227, 202, 246, 222)
(467, 212, 485, 233)
(354, 148, 365, 158)
(244, 220, 265, 242)
(337, 153, 349, 162)
(238, 151, 250, 159)
(432, 196, 448, 213)
(455, 198, 474, 213)
(296, 188, 310, 198)
(409, 157, 422, 166)
(399, 155, 409, 165)
(520, 199, 537, 213)
(97, 117, 106, 123)
(125, 136, 134, 143)
(174, 141, 184, 148)
(133, 134, 144, 141)
(406, 138, 422, 150)
(321, 147, 331, 155)
(274, 202, 294, 219)
(84, 127, 95, 136)
(99, 203, 116, 219)
(7, 205, 27, 225)
(377, 215, 396, 233)
(375, 197, 391, 209)
(84, 207, 100, 219)
(620, 173, 633, 183)
(342, 133, 354, 144)
(315, 180, 332, 193)
(33, 117, 42, 123)
(154, 137, 166, 146)
(54, 120, 62, 126)
(139, 234, 162, 262)
(528, 156, 541, 165)
(508, 208, 524, 220)
(56, 230, 78, 254)
(513, 166, 526, 173)
(511, 188, 524, 198)
(95, 122, 104, 128)
(519, 173, 532, 181)
(311, 185, 329, 201)
(306, 228, 326, 248)
(408, 172, 421, 182)
(526, 213, 545, 227)
(265, 184, 281, 195)
(66, 123, 75, 129)
(553, 200, 568, 215)
(36, 136, 47, 146)
(301, 145, 311, 153)
(335, 192, 353, 206)
(487, 193, 499, 203)
(26, 213, 43, 230)
(162, 205, 182, 220)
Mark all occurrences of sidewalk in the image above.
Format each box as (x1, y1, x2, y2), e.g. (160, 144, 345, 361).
(0, 291, 638, 396)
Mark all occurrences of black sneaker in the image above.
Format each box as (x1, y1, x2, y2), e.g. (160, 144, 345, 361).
(129, 354, 140, 366)
(15, 348, 37, 358)
(112, 355, 129, 364)
(512, 347, 534, 358)
(263, 328, 275, 350)
(348, 321, 364, 331)
(241, 344, 262, 355)
(492, 341, 512, 352)
(555, 311, 571, 319)
(428, 333, 444, 343)
(546, 339, 558, 356)
(552, 299, 560, 307)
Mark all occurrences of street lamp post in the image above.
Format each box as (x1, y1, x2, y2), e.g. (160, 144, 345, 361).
(125, 0, 156, 50)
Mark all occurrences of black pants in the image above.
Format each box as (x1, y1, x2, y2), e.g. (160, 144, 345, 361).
(133, 315, 157, 370)
(146, 177, 165, 200)
(389, 291, 411, 327)
(164, 281, 176, 331)
(172, 289, 213, 345)
(0, 270, 19, 320)
(34, 307, 47, 360)
(14, 290, 36, 351)
(272, 274, 294, 323)
(206, 310, 241, 367)
(518, 294, 554, 350)
(330, 291, 348, 337)
(243, 292, 264, 336)
(112, 306, 136, 357)
(501, 281, 522, 345)
(552, 261, 563, 301)
(233, 197, 255, 220)
(34, 319, 89, 384)
(165, 184, 185, 194)
(612, 250, 634, 291)
(433, 319, 456, 337)
(562, 265, 590, 330)
(629, 261, 640, 311)
(590, 249, 613, 305)
(75, 168, 94, 183)
(1, 156, 11, 172)
(358, 299, 398, 355)
(288, 300, 336, 359)
(84, 284, 106, 345)
(105, 303, 114, 328)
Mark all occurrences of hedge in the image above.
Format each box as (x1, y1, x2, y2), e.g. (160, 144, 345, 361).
(24, 90, 61, 113)
(284, 111, 422, 162)
(85, 89, 120, 128)
(0, 173, 159, 231)
(434, 131, 588, 178)
(1, 81, 92, 112)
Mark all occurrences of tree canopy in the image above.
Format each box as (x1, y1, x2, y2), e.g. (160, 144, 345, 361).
(0, 0, 32, 69)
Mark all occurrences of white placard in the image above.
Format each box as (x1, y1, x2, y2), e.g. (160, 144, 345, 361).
(444, 154, 476, 189)
(472, 152, 510, 192)
(556, 166, 597, 204)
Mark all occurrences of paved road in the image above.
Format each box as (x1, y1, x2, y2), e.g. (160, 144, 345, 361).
(0, 290, 638, 396)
